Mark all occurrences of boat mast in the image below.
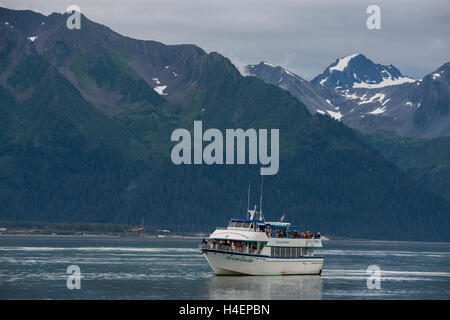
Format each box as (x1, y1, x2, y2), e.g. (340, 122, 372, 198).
(259, 176, 264, 221)
(247, 183, 251, 219)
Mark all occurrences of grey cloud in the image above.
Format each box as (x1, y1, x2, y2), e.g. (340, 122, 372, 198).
(2, 0, 449, 79)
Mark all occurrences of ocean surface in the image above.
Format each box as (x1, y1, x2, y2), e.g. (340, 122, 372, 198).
(0, 235, 449, 299)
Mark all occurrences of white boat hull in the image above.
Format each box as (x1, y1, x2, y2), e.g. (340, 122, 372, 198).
(202, 249, 323, 276)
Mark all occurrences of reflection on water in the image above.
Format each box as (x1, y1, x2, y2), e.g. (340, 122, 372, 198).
(208, 275, 322, 300)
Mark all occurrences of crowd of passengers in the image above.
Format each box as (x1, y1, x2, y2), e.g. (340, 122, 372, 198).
(266, 230, 321, 239)
(202, 239, 259, 253)
(201, 230, 320, 252)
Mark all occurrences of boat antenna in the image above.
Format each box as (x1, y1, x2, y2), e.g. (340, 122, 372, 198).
(259, 176, 264, 221)
(247, 183, 251, 219)
(238, 199, 242, 218)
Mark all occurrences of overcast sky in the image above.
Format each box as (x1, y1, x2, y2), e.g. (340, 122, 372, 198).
(1, 0, 449, 79)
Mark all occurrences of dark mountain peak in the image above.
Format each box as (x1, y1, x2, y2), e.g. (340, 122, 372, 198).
(245, 61, 300, 81)
(0, 7, 46, 26)
(246, 61, 280, 73)
(1, 7, 249, 115)
(257, 61, 278, 68)
(426, 61, 450, 82)
(243, 61, 341, 117)
(411, 61, 450, 134)
(312, 53, 415, 90)
(0, 7, 49, 40)
(416, 61, 450, 93)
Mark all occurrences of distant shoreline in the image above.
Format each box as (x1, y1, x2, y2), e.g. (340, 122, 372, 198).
(0, 221, 208, 238)
(1, 233, 449, 245)
(0, 233, 206, 239)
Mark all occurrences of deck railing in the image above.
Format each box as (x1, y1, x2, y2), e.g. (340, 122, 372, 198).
(200, 243, 260, 254)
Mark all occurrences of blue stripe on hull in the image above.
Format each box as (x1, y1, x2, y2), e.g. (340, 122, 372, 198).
(202, 248, 324, 260)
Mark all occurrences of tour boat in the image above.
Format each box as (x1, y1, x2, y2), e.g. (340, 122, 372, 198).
(200, 183, 324, 275)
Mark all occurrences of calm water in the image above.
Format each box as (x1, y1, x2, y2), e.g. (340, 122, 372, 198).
(0, 235, 449, 299)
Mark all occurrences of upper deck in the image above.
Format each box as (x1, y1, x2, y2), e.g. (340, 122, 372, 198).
(208, 218, 322, 248)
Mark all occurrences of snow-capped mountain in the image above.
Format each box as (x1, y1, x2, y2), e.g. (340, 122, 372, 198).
(323, 61, 449, 137)
(245, 56, 450, 137)
(311, 53, 416, 90)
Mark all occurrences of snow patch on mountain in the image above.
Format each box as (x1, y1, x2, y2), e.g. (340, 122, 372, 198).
(326, 110, 343, 121)
(353, 76, 416, 88)
(263, 62, 276, 68)
(329, 54, 359, 73)
(432, 73, 441, 80)
(152, 77, 167, 95)
(358, 93, 386, 105)
(283, 68, 295, 77)
(341, 91, 359, 100)
(368, 107, 387, 115)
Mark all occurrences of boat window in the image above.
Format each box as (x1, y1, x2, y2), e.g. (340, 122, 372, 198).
(271, 246, 310, 257)
(302, 248, 313, 256)
(235, 222, 243, 228)
(242, 222, 251, 228)
(273, 247, 279, 257)
(290, 248, 295, 257)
